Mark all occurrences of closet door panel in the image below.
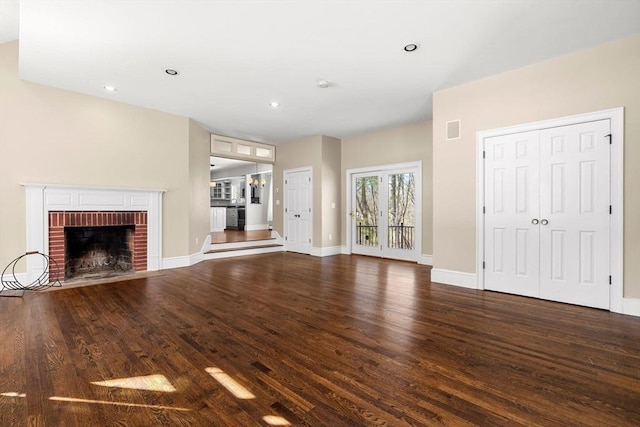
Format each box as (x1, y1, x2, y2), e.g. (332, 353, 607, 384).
(484, 131, 540, 297)
(538, 120, 610, 309)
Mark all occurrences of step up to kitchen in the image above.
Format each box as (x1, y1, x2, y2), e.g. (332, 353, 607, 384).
(204, 239, 284, 260)
(206, 243, 282, 254)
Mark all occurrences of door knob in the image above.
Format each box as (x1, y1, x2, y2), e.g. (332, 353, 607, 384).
(531, 219, 539, 225)
(541, 219, 549, 225)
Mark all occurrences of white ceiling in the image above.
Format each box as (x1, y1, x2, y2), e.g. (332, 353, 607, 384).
(210, 156, 254, 173)
(2, 1, 639, 144)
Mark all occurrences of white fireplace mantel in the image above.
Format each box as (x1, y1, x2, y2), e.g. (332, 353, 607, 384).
(22, 184, 165, 282)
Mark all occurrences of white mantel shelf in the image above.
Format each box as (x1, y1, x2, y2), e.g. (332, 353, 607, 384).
(21, 183, 167, 193)
(22, 184, 165, 282)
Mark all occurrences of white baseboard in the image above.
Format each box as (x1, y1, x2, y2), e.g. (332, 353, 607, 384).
(189, 252, 204, 266)
(341, 245, 349, 254)
(162, 234, 215, 269)
(161, 256, 191, 270)
(431, 268, 478, 289)
(418, 254, 433, 266)
(200, 234, 212, 252)
(620, 298, 640, 317)
(311, 245, 342, 257)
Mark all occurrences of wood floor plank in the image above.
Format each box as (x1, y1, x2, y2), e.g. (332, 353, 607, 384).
(1, 253, 639, 426)
(0, 298, 27, 426)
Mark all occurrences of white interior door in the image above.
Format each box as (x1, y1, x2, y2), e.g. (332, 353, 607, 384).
(538, 120, 610, 309)
(284, 169, 311, 254)
(483, 120, 611, 309)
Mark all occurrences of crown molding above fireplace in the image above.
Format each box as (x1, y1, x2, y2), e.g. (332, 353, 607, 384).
(22, 184, 165, 284)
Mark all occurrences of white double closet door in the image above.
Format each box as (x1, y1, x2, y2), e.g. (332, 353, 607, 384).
(484, 120, 611, 309)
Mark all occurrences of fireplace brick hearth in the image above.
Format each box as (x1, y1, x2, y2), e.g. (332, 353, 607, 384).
(48, 211, 147, 280)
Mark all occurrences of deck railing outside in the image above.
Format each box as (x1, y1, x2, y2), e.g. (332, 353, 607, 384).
(355, 224, 414, 250)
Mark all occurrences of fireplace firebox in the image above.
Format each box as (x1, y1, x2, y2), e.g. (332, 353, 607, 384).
(48, 211, 148, 282)
(65, 225, 134, 280)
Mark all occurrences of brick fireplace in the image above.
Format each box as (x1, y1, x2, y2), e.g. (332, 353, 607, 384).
(48, 211, 148, 280)
(23, 184, 163, 284)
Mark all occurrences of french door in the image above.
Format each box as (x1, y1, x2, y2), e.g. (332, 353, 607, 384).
(483, 119, 611, 309)
(351, 166, 419, 261)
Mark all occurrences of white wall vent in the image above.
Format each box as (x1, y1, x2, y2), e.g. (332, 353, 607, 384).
(446, 120, 461, 140)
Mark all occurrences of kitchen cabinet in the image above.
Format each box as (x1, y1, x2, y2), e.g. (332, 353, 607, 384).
(210, 207, 226, 232)
(225, 206, 245, 230)
(211, 180, 232, 200)
(226, 207, 238, 229)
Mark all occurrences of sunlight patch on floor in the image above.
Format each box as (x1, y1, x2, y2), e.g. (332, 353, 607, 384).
(1, 392, 26, 398)
(205, 367, 256, 399)
(49, 396, 191, 411)
(91, 374, 177, 392)
(263, 414, 291, 425)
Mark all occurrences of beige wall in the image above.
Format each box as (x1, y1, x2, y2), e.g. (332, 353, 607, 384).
(188, 119, 212, 254)
(341, 120, 433, 256)
(432, 35, 640, 298)
(274, 126, 432, 255)
(321, 136, 342, 247)
(0, 41, 201, 269)
(272, 135, 323, 245)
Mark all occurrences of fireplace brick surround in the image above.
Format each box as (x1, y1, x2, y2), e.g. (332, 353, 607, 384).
(23, 184, 163, 284)
(48, 211, 148, 277)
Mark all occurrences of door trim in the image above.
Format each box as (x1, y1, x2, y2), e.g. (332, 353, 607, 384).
(477, 108, 624, 312)
(283, 166, 313, 254)
(346, 161, 422, 260)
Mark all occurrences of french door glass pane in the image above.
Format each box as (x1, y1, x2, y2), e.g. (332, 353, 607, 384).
(355, 176, 379, 247)
(387, 173, 415, 249)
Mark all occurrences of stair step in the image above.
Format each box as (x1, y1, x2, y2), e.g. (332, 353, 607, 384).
(204, 244, 284, 260)
(209, 238, 277, 251)
(206, 243, 282, 254)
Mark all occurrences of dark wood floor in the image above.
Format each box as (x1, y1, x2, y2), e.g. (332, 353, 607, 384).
(1, 253, 638, 426)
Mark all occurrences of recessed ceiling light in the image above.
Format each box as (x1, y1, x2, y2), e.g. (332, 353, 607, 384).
(269, 101, 279, 108)
(317, 79, 330, 88)
(103, 85, 117, 92)
(403, 43, 418, 52)
(165, 69, 179, 76)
